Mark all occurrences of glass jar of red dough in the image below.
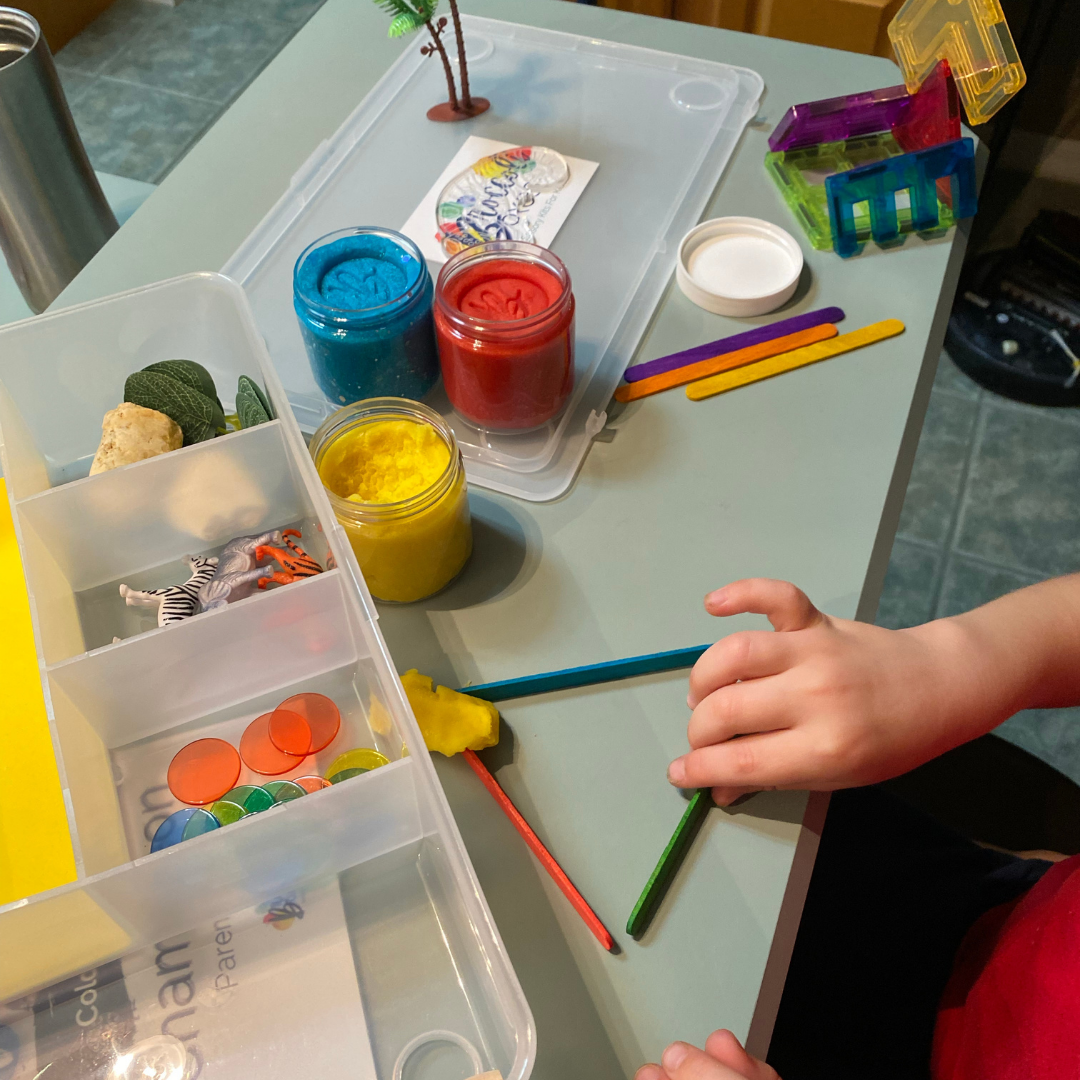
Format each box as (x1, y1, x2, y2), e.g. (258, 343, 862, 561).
(434, 241, 575, 431)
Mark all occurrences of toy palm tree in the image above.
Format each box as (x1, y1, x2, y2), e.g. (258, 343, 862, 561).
(376, 0, 490, 121)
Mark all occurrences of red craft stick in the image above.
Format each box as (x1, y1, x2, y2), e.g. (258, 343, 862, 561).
(462, 748, 615, 952)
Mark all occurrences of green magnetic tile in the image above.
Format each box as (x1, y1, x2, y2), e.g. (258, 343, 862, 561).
(765, 132, 957, 252)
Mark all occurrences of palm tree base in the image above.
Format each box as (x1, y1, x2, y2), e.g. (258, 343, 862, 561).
(427, 97, 491, 122)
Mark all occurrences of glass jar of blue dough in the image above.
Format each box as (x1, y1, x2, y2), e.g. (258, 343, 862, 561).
(293, 227, 439, 405)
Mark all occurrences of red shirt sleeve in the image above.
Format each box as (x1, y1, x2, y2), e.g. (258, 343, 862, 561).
(933, 853, 1080, 1079)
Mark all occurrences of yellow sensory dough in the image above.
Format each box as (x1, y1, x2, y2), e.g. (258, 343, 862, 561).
(401, 669, 499, 756)
(311, 398, 472, 603)
(325, 418, 449, 503)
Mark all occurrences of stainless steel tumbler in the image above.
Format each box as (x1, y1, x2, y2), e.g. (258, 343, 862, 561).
(0, 7, 117, 313)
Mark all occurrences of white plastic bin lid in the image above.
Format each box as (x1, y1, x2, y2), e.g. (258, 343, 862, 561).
(223, 15, 762, 501)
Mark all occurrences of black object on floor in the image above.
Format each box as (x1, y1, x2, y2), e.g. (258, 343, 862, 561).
(946, 210, 1080, 406)
(766, 787, 1051, 1080)
(882, 733, 1080, 856)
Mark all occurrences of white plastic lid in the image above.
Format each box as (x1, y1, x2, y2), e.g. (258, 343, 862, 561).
(677, 216, 803, 317)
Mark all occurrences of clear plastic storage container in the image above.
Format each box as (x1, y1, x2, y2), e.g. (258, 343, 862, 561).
(0, 273, 533, 1080)
(223, 15, 763, 501)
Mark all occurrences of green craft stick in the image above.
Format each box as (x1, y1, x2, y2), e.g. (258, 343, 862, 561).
(627, 789, 712, 939)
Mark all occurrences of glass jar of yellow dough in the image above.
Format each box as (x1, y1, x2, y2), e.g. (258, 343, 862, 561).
(310, 398, 472, 603)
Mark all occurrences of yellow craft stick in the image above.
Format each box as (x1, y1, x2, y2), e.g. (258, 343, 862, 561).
(686, 319, 905, 401)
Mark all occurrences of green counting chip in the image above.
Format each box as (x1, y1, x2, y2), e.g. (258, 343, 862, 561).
(263, 780, 306, 803)
(329, 767, 369, 784)
(210, 800, 247, 825)
(223, 785, 275, 813)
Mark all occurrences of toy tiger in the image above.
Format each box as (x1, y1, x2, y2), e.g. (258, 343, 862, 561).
(254, 529, 323, 589)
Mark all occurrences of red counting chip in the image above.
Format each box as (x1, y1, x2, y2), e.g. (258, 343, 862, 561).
(274, 693, 341, 754)
(267, 709, 312, 756)
(240, 712, 307, 776)
(168, 739, 241, 806)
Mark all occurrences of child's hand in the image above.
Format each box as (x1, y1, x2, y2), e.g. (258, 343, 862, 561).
(668, 578, 1011, 805)
(636, 1029, 779, 1080)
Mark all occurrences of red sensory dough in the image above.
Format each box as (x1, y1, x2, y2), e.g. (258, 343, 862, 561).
(435, 251, 575, 430)
(167, 738, 241, 806)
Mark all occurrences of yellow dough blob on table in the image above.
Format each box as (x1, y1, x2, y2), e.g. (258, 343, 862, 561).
(317, 415, 472, 603)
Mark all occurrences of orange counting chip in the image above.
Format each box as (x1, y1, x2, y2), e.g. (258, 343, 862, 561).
(274, 693, 341, 754)
(240, 713, 307, 776)
(168, 739, 241, 806)
(267, 709, 312, 757)
(294, 775, 332, 793)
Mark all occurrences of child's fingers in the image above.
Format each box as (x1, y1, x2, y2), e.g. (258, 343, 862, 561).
(687, 632, 792, 708)
(659, 1041, 757, 1079)
(635, 1066, 664, 1080)
(705, 579, 824, 633)
(710, 785, 757, 807)
(703, 1030, 780, 1079)
(686, 679, 791, 750)
(668, 729, 807, 792)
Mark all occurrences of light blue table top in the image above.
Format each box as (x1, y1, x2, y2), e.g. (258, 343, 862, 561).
(53, 2, 968, 1076)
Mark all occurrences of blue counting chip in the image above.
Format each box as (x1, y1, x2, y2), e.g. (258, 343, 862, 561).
(181, 808, 220, 841)
(151, 807, 199, 852)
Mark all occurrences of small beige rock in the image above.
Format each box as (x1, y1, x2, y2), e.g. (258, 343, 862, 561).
(89, 402, 183, 475)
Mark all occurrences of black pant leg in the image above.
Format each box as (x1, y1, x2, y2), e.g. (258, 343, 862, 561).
(766, 786, 1050, 1080)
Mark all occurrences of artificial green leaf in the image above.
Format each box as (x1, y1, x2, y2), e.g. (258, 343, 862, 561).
(235, 376, 273, 428)
(124, 371, 225, 445)
(388, 10, 421, 35)
(373, 0, 417, 20)
(142, 359, 222, 410)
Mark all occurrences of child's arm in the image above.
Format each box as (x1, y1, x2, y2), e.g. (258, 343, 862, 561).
(668, 574, 1080, 805)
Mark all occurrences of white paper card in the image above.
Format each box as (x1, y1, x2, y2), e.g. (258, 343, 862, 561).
(0, 880, 374, 1080)
(400, 136, 599, 264)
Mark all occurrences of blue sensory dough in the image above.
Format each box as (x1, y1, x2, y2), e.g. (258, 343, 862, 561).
(293, 226, 439, 405)
(825, 137, 977, 258)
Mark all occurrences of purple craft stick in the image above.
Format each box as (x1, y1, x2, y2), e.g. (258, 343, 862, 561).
(623, 307, 846, 383)
(769, 85, 912, 153)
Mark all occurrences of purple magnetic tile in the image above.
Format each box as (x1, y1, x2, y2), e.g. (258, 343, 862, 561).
(623, 306, 846, 383)
(769, 85, 912, 153)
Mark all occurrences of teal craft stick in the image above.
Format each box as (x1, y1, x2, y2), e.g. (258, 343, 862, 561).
(627, 789, 713, 939)
(457, 644, 711, 702)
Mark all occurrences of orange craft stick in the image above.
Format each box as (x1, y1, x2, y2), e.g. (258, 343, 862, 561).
(462, 748, 616, 952)
(614, 323, 838, 403)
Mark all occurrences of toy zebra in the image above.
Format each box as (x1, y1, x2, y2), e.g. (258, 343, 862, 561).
(197, 530, 283, 612)
(119, 555, 219, 628)
(255, 529, 323, 589)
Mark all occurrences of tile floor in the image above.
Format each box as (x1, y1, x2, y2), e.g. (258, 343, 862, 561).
(56, 0, 1080, 785)
(55, 0, 327, 183)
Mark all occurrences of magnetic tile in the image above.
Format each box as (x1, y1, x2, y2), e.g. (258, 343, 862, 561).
(101, 0, 299, 105)
(896, 389, 978, 546)
(996, 708, 1080, 790)
(54, 0, 169, 75)
(933, 347, 981, 401)
(875, 538, 941, 629)
(935, 553, 1038, 619)
(68, 75, 219, 183)
(955, 401, 1080, 578)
